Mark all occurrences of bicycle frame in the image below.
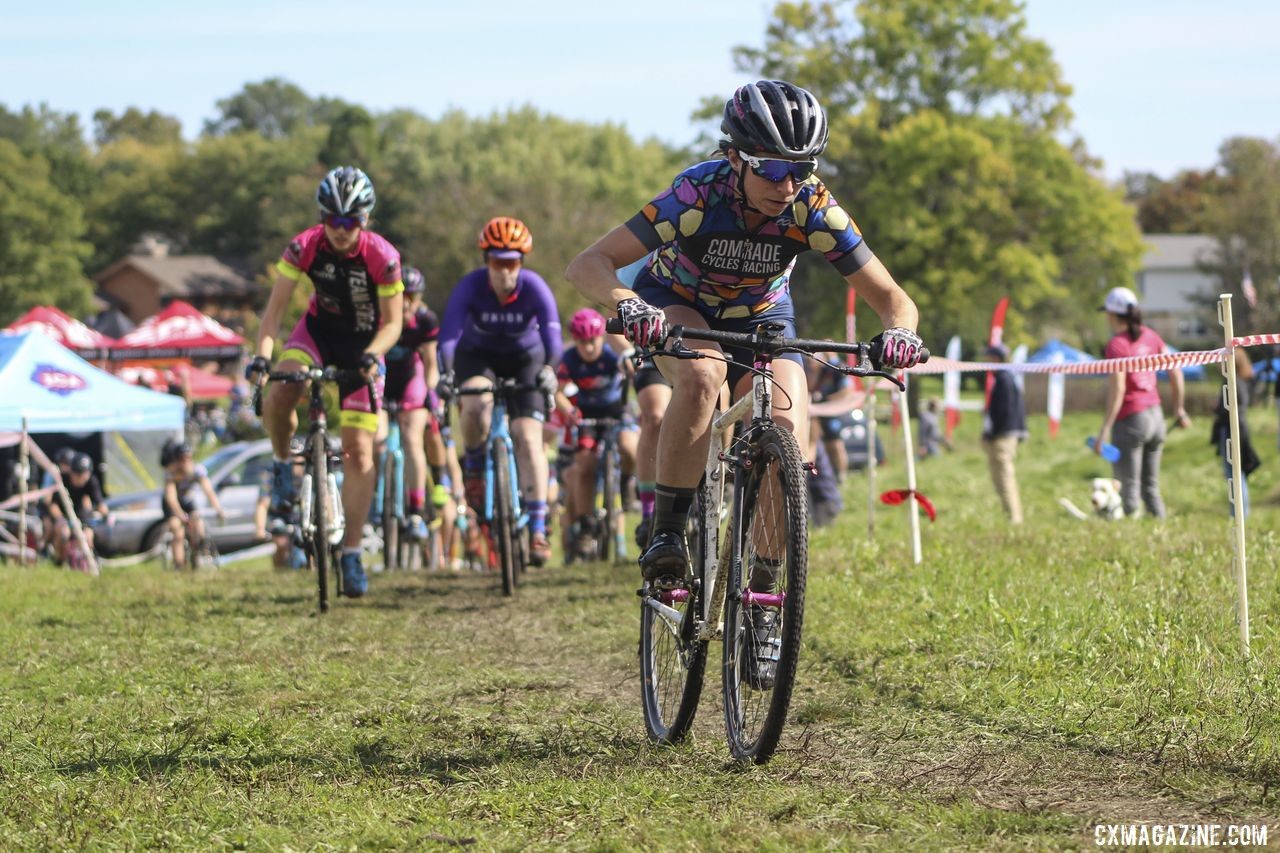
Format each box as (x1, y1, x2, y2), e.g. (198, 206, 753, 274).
(371, 403, 406, 534)
(481, 396, 527, 538)
(578, 417, 626, 561)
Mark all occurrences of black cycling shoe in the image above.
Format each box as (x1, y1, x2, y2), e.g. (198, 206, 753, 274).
(633, 515, 653, 550)
(639, 530, 689, 584)
(742, 605, 782, 691)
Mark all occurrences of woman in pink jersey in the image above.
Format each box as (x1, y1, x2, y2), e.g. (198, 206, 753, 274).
(1094, 287, 1191, 518)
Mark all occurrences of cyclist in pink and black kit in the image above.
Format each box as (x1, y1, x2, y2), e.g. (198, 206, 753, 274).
(437, 216, 562, 566)
(249, 166, 404, 597)
(383, 266, 446, 540)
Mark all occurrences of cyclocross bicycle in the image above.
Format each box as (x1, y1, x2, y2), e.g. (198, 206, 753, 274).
(618, 319, 925, 764)
(371, 400, 436, 571)
(443, 378, 536, 596)
(574, 416, 627, 564)
(255, 366, 377, 613)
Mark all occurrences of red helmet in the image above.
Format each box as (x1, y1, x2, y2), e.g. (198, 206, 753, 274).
(569, 308, 606, 341)
(478, 216, 533, 257)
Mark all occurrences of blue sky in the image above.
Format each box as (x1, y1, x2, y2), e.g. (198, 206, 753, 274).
(5, 0, 1280, 179)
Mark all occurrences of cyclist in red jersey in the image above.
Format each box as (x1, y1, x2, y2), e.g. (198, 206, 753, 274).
(248, 166, 404, 597)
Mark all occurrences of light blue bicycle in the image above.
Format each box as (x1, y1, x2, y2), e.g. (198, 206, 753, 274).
(446, 377, 533, 596)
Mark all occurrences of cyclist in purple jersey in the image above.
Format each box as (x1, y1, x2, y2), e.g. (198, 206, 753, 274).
(567, 81, 925, 582)
(249, 166, 405, 597)
(438, 216, 562, 566)
(384, 266, 450, 539)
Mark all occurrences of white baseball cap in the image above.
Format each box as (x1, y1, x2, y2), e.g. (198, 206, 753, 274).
(1101, 286, 1139, 315)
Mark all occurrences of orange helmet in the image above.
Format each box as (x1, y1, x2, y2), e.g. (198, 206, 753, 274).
(478, 216, 533, 257)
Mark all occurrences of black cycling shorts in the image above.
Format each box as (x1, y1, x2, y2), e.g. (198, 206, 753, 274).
(452, 344, 547, 421)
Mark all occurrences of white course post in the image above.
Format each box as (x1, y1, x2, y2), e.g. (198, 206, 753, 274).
(897, 375, 922, 564)
(18, 417, 29, 565)
(1218, 294, 1249, 656)
(865, 387, 877, 541)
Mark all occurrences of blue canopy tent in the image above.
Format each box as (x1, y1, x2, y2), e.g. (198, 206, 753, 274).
(0, 331, 184, 433)
(0, 332, 186, 497)
(1027, 339, 1096, 366)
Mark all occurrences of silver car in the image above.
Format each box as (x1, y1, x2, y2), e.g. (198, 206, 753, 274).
(101, 440, 274, 555)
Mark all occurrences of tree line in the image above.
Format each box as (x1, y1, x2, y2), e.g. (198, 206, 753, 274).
(1, 0, 1274, 349)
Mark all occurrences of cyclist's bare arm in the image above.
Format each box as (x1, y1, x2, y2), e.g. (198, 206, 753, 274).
(566, 225, 649, 307)
(364, 292, 404, 358)
(163, 481, 184, 519)
(844, 257, 919, 332)
(418, 340, 440, 391)
(199, 475, 223, 517)
(256, 269, 298, 362)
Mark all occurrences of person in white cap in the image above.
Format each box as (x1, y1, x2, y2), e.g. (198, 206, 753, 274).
(1094, 286, 1190, 518)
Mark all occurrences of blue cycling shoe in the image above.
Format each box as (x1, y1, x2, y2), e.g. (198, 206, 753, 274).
(340, 551, 367, 598)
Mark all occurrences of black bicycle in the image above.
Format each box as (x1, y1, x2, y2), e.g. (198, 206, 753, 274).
(255, 366, 378, 613)
(618, 319, 925, 763)
(573, 417, 626, 564)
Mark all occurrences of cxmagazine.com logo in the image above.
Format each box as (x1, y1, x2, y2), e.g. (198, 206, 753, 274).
(32, 364, 87, 396)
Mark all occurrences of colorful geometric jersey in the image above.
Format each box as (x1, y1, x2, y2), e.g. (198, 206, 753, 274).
(276, 224, 404, 338)
(384, 306, 440, 391)
(625, 159, 873, 319)
(438, 267, 563, 367)
(557, 343, 625, 410)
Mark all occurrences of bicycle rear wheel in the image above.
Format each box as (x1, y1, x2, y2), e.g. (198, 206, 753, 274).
(313, 436, 332, 614)
(722, 423, 808, 764)
(492, 442, 517, 596)
(381, 454, 400, 572)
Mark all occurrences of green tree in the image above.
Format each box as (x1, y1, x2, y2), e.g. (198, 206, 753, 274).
(718, 0, 1142, 348)
(82, 137, 185, 271)
(1124, 169, 1224, 234)
(91, 107, 183, 147)
(0, 103, 95, 199)
(1202, 136, 1280, 333)
(0, 140, 95, 324)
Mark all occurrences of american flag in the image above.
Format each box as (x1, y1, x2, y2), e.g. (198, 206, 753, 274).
(1242, 269, 1258, 308)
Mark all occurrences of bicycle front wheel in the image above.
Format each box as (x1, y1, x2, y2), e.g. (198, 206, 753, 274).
(492, 442, 518, 596)
(722, 423, 808, 764)
(600, 447, 619, 563)
(382, 454, 400, 572)
(313, 436, 331, 614)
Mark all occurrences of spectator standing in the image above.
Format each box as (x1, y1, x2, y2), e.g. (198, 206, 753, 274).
(917, 398, 949, 458)
(1093, 287, 1190, 518)
(982, 344, 1026, 524)
(1211, 347, 1259, 517)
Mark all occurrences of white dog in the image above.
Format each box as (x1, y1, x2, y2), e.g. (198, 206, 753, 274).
(1058, 478, 1125, 521)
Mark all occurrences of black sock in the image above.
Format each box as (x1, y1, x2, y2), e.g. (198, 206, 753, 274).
(652, 484, 695, 537)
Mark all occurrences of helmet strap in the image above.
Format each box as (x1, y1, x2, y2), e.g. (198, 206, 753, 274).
(734, 161, 767, 216)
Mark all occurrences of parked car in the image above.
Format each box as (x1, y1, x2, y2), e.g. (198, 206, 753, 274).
(100, 440, 273, 556)
(838, 408, 885, 470)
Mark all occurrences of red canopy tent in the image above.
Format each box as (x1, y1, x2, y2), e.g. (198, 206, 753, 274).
(117, 362, 233, 401)
(6, 306, 117, 358)
(112, 300, 245, 361)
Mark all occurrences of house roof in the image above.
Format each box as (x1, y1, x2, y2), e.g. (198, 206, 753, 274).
(1141, 234, 1219, 270)
(93, 254, 256, 299)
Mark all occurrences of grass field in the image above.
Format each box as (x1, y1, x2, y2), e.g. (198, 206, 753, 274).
(2, 407, 1279, 850)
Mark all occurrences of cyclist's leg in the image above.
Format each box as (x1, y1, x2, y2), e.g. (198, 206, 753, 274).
(400, 407, 430, 520)
(166, 515, 185, 567)
(455, 348, 496, 518)
(188, 514, 206, 556)
(642, 304, 725, 577)
(266, 318, 319, 459)
(338, 421, 377, 551)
